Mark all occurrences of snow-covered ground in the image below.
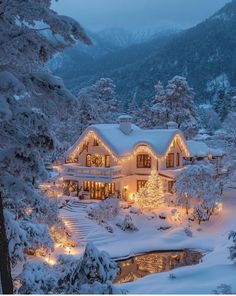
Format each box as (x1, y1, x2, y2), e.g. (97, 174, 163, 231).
(55, 190, 236, 294)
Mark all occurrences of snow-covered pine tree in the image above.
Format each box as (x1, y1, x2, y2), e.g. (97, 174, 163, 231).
(77, 78, 120, 130)
(77, 90, 101, 135)
(152, 81, 166, 105)
(135, 100, 153, 128)
(213, 88, 231, 121)
(136, 170, 164, 209)
(222, 111, 236, 146)
(150, 76, 200, 138)
(198, 104, 221, 133)
(0, 0, 90, 289)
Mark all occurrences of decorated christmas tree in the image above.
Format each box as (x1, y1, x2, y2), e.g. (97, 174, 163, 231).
(135, 170, 164, 209)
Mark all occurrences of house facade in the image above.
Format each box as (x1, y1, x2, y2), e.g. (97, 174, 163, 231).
(52, 115, 224, 200)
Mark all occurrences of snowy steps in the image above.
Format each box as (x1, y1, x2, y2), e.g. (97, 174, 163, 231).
(59, 200, 111, 245)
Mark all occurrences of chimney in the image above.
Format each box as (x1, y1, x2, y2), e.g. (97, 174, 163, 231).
(167, 121, 178, 129)
(118, 115, 133, 135)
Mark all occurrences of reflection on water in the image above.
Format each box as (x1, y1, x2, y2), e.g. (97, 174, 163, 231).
(115, 250, 203, 284)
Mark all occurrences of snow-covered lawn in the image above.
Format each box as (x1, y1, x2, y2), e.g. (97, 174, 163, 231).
(55, 190, 236, 293)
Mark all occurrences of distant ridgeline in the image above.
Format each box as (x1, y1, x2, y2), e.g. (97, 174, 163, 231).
(50, 0, 236, 106)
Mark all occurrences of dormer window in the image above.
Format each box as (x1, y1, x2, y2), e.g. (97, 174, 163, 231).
(137, 154, 151, 168)
(176, 152, 180, 167)
(93, 138, 99, 146)
(166, 153, 174, 168)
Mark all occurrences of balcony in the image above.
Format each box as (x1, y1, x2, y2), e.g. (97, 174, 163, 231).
(61, 164, 123, 182)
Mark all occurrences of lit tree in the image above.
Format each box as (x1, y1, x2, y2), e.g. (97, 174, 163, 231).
(135, 170, 164, 209)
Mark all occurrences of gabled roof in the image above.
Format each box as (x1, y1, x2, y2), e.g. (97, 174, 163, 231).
(67, 123, 189, 159)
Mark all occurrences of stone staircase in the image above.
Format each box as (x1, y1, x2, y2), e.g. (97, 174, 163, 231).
(59, 200, 112, 246)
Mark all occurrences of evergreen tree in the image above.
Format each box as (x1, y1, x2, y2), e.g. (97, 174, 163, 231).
(150, 76, 200, 138)
(213, 88, 231, 121)
(152, 81, 166, 105)
(0, 0, 90, 290)
(77, 78, 120, 126)
(136, 170, 164, 209)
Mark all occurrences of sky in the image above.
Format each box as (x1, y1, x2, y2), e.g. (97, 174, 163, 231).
(52, 0, 230, 32)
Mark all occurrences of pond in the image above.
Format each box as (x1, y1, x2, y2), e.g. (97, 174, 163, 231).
(114, 250, 203, 284)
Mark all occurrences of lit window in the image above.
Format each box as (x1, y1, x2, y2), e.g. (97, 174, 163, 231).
(137, 154, 151, 168)
(166, 153, 174, 168)
(93, 138, 99, 146)
(105, 155, 110, 168)
(137, 180, 147, 192)
(168, 181, 174, 193)
(86, 154, 91, 167)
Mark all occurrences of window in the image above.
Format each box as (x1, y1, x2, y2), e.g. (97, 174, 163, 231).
(137, 180, 147, 192)
(105, 155, 110, 168)
(166, 153, 174, 168)
(86, 154, 91, 167)
(93, 138, 99, 146)
(137, 154, 151, 168)
(167, 181, 174, 193)
(176, 153, 180, 167)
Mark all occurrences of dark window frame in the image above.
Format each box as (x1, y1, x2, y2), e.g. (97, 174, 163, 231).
(137, 154, 152, 168)
(176, 152, 180, 167)
(166, 153, 174, 168)
(137, 180, 147, 192)
(105, 155, 110, 168)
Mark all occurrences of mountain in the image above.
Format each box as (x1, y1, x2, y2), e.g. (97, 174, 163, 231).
(48, 28, 162, 72)
(51, 0, 236, 105)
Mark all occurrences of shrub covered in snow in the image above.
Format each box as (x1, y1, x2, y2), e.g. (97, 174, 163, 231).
(18, 243, 122, 294)
(212, 283, 233, 294)
(184, 227, 193, 237)
(192, 205, 208, 225)
(87, 198, 120, 224)
(129, 207, 141, 215)
(157, 222, 172, 231)
(116, 215, 138, 232)
(174, 164, 222, 220)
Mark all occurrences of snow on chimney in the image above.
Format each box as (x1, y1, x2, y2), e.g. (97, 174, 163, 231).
(118, 115, 133, 135)
(167, 121, 178, 129)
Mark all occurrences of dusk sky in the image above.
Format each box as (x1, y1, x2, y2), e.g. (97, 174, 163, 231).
(52, 0, 230, 32)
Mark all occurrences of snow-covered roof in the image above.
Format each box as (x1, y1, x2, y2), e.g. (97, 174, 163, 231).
(68, 123, 189, 158)
(187, 140, 225, 157)
(160, 167, 188, 179)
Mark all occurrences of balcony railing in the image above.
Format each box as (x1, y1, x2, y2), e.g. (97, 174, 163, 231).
(61, 164, 123, 181)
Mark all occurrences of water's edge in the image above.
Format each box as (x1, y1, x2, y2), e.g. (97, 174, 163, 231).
(114, 249, 204, 284)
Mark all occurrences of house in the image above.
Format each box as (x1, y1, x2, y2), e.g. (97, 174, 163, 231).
(53, 115, 223, 200)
